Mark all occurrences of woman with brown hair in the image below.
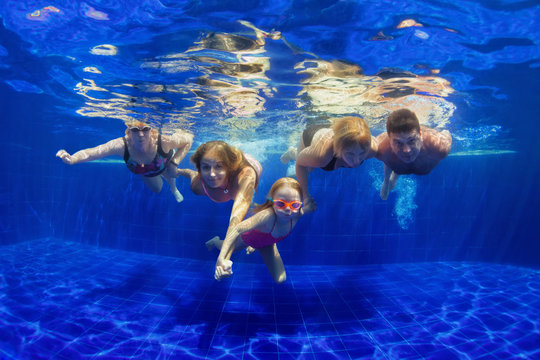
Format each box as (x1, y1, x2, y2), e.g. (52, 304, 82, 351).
(280, 116, 378, 212)
(176, 140, 263, 240)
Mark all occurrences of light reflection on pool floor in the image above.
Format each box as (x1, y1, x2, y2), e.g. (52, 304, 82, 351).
(0, 239, 538, 359)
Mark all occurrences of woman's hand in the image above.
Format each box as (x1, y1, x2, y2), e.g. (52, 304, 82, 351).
(56, 150, 74, 164)
(302, 196, 317, 213)
(215, 258, 233, 281)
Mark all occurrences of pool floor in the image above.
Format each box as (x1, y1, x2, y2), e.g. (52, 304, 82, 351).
(0, 239, 539, 359)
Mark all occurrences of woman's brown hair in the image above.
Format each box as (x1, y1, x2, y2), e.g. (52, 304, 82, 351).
(191, 140, 259, 187)
(253, 177, 303, 214)
(331, 116, 371, 158)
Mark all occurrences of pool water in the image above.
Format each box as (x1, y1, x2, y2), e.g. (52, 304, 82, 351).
(1, 239, 539, 359)
(1, 0, 540, 359)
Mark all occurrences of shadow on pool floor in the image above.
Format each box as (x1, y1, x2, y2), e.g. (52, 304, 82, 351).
(0, 239, 538, 359)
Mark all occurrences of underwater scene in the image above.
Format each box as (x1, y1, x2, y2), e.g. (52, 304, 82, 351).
(1, 0, 539, 359)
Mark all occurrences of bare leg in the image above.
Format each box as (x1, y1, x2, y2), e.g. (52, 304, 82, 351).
(206, 236, 247, 252)
(141, 176, 163, 193)
(389, 171, 399, 192)
(280, 146, 297, 164)
(206, 236, 222, 251)
(258, 244, 286, 283)
(163, 174, 183, 203)
(380, 164, 399, 200)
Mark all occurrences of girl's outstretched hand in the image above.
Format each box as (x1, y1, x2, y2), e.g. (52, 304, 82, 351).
(215, 259, 233, 281)
(56, 150, 73, 164)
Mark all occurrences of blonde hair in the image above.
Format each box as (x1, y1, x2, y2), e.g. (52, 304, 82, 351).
(331, 116, 371, 158)
(253, 177, 303, 214)
(191, 140, 259, 187)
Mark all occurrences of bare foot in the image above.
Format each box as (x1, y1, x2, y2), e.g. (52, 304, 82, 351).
(280, 146, 297, 164)
(206, 236, 220, 251)
(172, 189, 184, 203)
(286, 163, 296, 177)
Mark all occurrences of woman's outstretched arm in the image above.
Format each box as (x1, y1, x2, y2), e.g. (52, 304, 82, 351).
(56, 138, 124, 165)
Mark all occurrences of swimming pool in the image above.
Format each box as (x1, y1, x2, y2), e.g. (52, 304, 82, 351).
(1, 0, 539, 359)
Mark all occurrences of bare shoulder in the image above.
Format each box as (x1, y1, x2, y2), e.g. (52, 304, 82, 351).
(312, 128, 334, 152)
(297, 129, 335, 167)
(107, 137, 126, 155)
(238, 165, 257, 184)
(190, 173, 205, 195)
(375, 132, 391, 159)
(161, 131, 192, 150)
(422, 127, 452, 156)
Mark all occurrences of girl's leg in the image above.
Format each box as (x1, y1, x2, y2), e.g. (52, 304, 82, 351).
(162, 174, 183, 202)
(141, 176, 163, 193)
(206, 236, 248, 252)
(206, 236, 222, 250)
(258, 244, 286, 283)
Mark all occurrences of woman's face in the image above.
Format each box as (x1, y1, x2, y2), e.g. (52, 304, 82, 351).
(128, 125, 152, 146)
(200, 149, 228, 189)
(341, 143, 367, 168)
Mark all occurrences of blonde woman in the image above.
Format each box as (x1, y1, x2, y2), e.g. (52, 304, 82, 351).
(56, 122, 193, 202)
(281, 116, 377, 212)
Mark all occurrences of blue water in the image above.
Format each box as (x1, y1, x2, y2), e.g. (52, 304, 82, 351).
(1, 0, 540, 359)
(2, 239, 540, 359)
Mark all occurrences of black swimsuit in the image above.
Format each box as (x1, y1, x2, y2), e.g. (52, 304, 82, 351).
(302, 124, 338, 171)
(123, 134, 174, 177)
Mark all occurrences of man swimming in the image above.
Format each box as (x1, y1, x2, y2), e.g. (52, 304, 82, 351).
(376, 108, 452, 200)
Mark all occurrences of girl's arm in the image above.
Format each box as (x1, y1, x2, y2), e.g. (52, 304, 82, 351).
(215, 210, 273, 280)
(56, 138, 124, 165)
(218, 209, 272, 262)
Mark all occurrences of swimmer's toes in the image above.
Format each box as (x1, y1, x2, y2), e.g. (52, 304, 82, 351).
(174, 190, 184, 203)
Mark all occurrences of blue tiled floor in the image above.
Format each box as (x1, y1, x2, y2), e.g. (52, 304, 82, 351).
(1, 239, 539, 359)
